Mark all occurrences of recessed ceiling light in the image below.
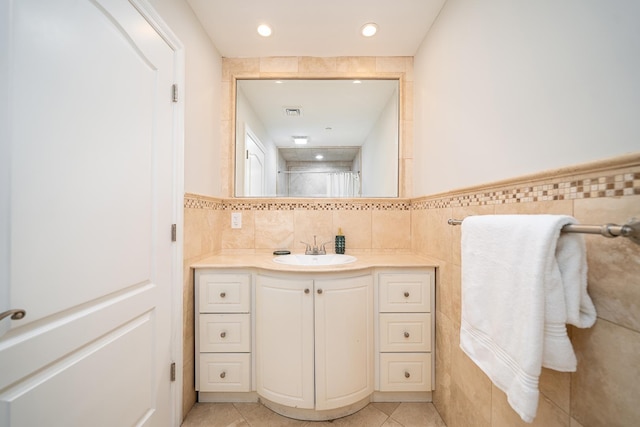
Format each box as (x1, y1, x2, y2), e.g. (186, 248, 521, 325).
(361, 23, 378, 37)
(293, 136, 308, 145)
(315, 154, 324, 160)
(257, 24, 272, 37)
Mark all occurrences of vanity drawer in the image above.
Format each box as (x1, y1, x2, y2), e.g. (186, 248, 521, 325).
(198, 353, 251, 392)
(379, 273, 431, 313)
(379, 353, 432, 392)
(198, 273, 250, 313)
(379, 313, 431, 352)
(199, 313, 251, 353)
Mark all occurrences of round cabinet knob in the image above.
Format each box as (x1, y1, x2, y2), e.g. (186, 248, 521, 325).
(317, 289, 323, 294)
(220, 372, 226, 379)
(304, 288, 310, 294)
(220, 292, 226, 298)
(220, 331, 226, 338)
(404, 331, 410, 338)
(404, 371, 411, 379)
(404, 291, 410, 298)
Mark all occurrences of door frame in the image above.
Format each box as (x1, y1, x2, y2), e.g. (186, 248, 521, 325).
(129, 1, 185, 425)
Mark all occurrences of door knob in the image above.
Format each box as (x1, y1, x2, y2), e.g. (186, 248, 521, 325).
(0, 309, 26, 322)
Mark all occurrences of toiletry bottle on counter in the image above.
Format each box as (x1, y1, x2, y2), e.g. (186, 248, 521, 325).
(335, 228, 345, 254)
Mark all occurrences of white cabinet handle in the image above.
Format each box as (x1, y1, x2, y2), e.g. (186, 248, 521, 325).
(0, 309, 26, 321)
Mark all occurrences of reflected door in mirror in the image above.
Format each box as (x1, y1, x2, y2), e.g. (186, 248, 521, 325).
(245, 130, 266, 196)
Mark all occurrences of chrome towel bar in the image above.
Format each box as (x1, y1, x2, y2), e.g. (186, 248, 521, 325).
(447, 217, 640, 246)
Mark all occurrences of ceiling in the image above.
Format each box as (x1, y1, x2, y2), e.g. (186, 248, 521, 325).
(186, 0, 446, 57)
(237, 79, 398, 147)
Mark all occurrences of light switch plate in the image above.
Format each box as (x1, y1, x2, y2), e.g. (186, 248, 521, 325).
(231, 212, 242, 229)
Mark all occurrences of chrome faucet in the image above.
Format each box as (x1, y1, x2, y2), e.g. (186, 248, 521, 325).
(300, 235, 332, 255)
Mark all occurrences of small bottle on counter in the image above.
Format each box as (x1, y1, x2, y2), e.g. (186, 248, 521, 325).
(335, 228, 345, 254)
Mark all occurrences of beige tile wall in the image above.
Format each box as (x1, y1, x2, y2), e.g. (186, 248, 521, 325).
(220, 56, 414, 198)
(412, 154, 640, 427)
(182, 154, 640, 424)
(182, 195, 223, 417)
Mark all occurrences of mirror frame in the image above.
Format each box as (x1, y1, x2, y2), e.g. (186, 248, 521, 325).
(222, 57, 413, 199)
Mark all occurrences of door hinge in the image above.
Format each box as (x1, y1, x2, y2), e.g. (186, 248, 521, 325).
(246, 150, 249, 160)
(171, 224, 177, 242)
(170, 362, 176, 381)
(172, 84, 178, 103)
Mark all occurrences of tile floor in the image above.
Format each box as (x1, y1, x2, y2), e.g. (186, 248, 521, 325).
(181, 401, 447, 427)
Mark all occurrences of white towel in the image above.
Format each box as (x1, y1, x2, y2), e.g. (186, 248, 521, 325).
(460, 214, 596, 423)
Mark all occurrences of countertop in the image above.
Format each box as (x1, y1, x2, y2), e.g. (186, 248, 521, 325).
(191, 252, 440, 273)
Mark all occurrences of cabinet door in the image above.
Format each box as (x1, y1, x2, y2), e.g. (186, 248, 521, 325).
(256, 275, 314, 409)
(314, 274, 373, 411)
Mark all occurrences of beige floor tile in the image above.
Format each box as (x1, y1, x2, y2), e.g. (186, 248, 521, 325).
(182, 402, 448, 427)
(233, 403, 308, 426)
(181, 403, 246, 427)
(389, 402, 446, 427)
(370, 402, 401, 416)
(310, 405, 388, 426)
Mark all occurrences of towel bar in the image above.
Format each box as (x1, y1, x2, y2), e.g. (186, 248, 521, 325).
(447, 217, 640, 246)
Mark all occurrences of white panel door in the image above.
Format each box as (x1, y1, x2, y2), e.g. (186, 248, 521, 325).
(244, 128, 266, 197)
(0, 0, 179, 426)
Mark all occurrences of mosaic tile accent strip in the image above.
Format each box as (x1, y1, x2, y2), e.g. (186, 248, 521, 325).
(185, 167, 640, 211)
(184, 197, 411, 211)
(411, 171, 640, 210)
(222, 201, 411, 211)
(184, 195, 224, 210)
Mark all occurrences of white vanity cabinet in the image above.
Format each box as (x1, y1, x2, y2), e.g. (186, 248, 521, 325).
(195, 271, 252, 393)
(376, 270, 435, 392)
(256, 272, 374, 414)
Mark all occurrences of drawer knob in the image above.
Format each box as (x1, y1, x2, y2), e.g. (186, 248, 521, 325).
(220, 371, 226, 379)
(220, 292, 226, 298)
(220, 331, 226, 338)
(404, 291, 410, 298)
(404, 331, 410, 338)
(317, 289, 323, 294)
(404, 371, 410, 379)
(304, 288, 310, 294)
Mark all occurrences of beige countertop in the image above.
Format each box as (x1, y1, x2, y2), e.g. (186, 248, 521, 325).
(191, 252, 440, 273)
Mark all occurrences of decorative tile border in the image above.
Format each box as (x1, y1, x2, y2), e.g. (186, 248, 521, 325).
(184, 195, 411, 211)
(185, 157, 640, 212)
(412, 170, 640, 210)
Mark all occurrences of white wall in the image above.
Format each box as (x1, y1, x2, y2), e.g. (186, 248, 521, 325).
(361, 88, 399, 197)
(413, 0, 640, 196)
(148, 0, 222, 197)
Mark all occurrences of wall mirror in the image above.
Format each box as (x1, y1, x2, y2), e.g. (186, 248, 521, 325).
(234, 79, 399, 198)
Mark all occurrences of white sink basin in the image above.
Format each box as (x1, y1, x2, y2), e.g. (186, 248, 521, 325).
(273, 254, 357, 266)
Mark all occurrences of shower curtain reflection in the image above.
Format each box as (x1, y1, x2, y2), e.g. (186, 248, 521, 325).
(327, 172, 360, 197)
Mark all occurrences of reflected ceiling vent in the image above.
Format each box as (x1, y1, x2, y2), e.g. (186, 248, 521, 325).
(283, 107, 302, 117)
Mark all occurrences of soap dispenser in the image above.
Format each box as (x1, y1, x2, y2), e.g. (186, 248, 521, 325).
(335, 228, 346, 254)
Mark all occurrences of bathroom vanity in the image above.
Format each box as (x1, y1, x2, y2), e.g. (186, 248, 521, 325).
(193, 254, 436, 421)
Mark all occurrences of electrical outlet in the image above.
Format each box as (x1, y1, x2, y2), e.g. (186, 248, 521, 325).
(231, 212, 242, 229)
